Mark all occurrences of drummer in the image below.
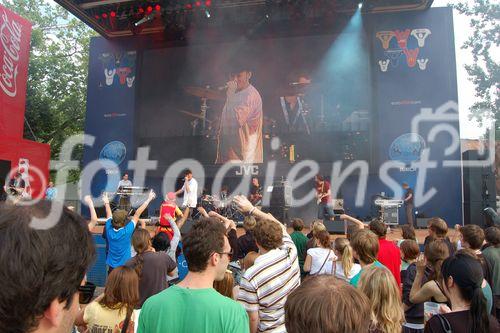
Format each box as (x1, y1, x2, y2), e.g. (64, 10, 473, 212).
(157, 192, 183, 239)
(196, 189, 216, 218)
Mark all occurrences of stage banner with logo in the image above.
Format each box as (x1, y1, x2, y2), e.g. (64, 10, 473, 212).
(0, 5, 31, 139)
(367, 7, 462, 224)
(82, 37, 137, 194)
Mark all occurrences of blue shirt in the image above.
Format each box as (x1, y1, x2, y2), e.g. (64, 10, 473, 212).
(105, 218, 136, 268)
(350, 261, 385, 287)
(45, 187, 57, 200)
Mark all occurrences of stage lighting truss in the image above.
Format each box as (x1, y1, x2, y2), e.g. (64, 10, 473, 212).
(54, 0, 434, 38)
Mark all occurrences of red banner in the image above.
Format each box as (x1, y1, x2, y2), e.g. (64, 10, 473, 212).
(0, 4, 32, 139)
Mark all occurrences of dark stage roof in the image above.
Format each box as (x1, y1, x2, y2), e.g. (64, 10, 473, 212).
(54, 0, 434, 39)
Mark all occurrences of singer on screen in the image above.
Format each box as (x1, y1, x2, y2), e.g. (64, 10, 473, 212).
(215, 63, 263, 164)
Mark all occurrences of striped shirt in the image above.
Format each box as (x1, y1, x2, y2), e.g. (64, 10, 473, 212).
(238, 227, 300, 333)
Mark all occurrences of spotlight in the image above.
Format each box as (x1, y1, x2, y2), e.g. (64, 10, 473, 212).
(358, 2, 363, 9)
(205, 0, 212, 6)
(205, 9, 211, 18)
(155, 4, 161, 12)
(110, 11, 116, 18)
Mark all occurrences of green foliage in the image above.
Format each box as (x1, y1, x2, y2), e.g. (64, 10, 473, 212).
(453, 0, 499, 139)
(1, 0, 95, 163)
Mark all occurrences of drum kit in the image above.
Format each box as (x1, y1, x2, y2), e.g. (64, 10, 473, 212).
(192, 193, 244, 221)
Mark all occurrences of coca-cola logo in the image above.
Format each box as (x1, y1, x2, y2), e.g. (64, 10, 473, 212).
(0, 10, 22, 98)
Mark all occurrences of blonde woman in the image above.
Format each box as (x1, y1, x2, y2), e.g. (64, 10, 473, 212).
(333, 237, 361, 282)
(359, 266, 404, 333)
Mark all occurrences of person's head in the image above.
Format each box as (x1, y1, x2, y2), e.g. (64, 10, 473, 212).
(152, 231, 171, 252)
(315, 230, 331, 248)
(48, 181, 54, 188)
(285, 275, 371, 333)
(0, 201, 95, 333)
(165, 192, 176, 202)
(315, 174, 324, 184)
(424, 239, 450, 281)
(243, 215, 256, 233)
(99, 266, 139, 313)
(358, 266, 404, 333)
(369, 219, 387, 238)
(183, 217, 231, 281)
(132, 228, 151, 255)
(252, 177, 259, 186)
(185, 169, 193, 180)
(122, 173, 129, 181)
(351, 229, 379, 265)
(291, 218, 304, 232)
(111, 209, 128, 229)
(402, 182, 409, 189)
(213, 270, 235, 299)
(253, 218, 283, 251)
(459, 224, 485, 250)
(484, 226, 500, 247)
(15, 172, 21, 179)
(440, 252, 489, 333)
(311, 219, 326, 238)
(428, 217, 448, 238)
(230, 69, 252, 90)
(401, 225, 416, 240)
(400, 240, 420, 262)
(241, 251, 259, 271)
(334, 238, 355, 280)
(220, 185, 229, 194)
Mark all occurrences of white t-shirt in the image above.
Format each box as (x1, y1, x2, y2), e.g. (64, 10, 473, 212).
(307, 247, 337, 275)
(333, 261, 362, 282)
(182, 178, 198, 208)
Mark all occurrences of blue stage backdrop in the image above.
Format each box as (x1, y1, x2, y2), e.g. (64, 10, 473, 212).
(83, 7, 462, 225)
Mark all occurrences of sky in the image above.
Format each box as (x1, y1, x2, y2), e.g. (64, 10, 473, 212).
(432, 0, 488, 139)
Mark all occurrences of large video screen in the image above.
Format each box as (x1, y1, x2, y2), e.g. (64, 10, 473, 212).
(137, 34, 372, 166)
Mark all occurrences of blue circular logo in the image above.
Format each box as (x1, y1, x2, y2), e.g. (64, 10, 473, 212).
(99, 141, 127, 165)
(389, 133, 426, 164)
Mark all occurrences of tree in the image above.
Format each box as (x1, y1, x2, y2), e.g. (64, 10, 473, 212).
(0, 0, 95, 180)
(453, 0, 499, 139)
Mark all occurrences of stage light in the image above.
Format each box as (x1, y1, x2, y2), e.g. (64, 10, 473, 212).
(205, 9, 211, 18)
(186, 4, 193, 9)
(146, 5, 153, 13)
(205, 0, 212, 7)
(195, 1, 202, 7)
(94, 15, 100, 20)
(110, 11, 116, 18)
(358, 2, 363, 9)
(138, 7, 144, 14)
(155, 4, 161, 12)
(102, 13, 108, 18)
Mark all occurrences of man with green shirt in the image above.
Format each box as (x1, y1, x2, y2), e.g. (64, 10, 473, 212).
(138, 218, 249, 333)
(290, 218, 309, 275)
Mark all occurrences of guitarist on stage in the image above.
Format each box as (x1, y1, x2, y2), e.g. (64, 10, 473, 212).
(315, 174, 334, 222)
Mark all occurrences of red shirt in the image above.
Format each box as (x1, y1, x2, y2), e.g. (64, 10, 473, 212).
(158, 202, 182, 240)
(316, 181, 331, 204)
(377, 238, 402, 289)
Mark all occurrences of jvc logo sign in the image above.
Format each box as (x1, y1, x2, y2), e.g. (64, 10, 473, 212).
(235, 165, 259, 176)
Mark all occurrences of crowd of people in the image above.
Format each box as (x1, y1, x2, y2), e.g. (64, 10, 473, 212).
(0, 180, 499, 333)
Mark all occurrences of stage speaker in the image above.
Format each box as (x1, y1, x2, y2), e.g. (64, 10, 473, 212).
(416, 217, 432, 229)
(0, 160, 11, 201)
(462, 150, 497, 228)
(263, 206, 289, 224)
(325, 218, 346, 234)
(267, 181, 292, 208)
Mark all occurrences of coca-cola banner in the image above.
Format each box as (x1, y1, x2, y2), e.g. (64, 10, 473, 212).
(0, 5, 31, 139)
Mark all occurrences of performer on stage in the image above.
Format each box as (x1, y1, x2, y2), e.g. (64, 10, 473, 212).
(215, 64, 263, 164)
(175, 169, 198, 219)
(117, 173, 132, 189)
(315, 174, 334, 222)
(249, 177, 262, 205)
(117, 173, 133, 211)
(402, 182, 414, 226)
(158, 192, 184, 239)
(7, 173, 25, 197)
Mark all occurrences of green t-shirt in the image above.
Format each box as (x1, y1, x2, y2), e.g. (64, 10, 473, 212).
(138, 285, 249, 333)
(290, 231, 308, 270)
(350, 261, 385, 288)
